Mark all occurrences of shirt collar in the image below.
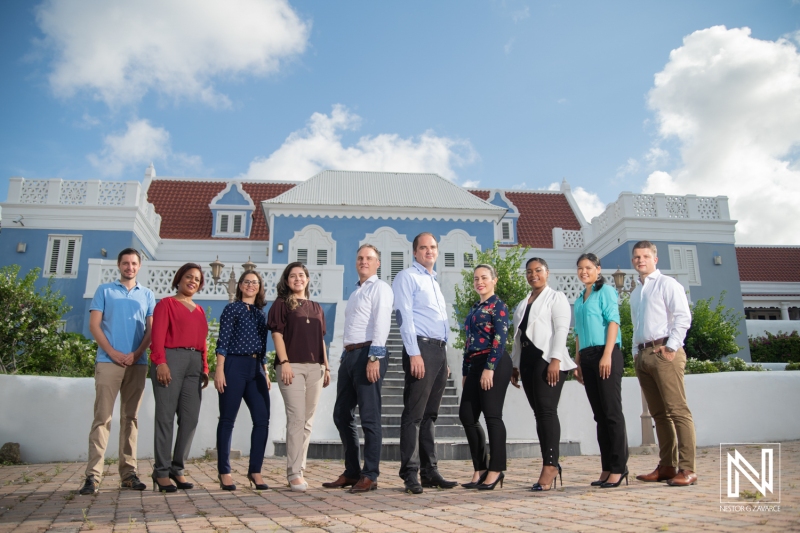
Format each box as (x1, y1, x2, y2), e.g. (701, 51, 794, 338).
(356, 274, 378, 288)
(474, 294, 499, 308)
(114, 279, 140, 290)
(412, 260, 437, 279)
(636, 269, 662, 286)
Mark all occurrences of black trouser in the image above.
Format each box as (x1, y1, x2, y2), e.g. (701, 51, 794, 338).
(459, 353, 513, 472)
(399, 337, 448, 480)
(580, 345, 629, 474)
(519, 344, 566, 466)
(333, 346, 388, 481)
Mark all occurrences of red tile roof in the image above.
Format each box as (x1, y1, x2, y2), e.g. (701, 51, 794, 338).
(147, 180, 295, 240)
(470, 190, 582, 248)
(736, 247, 800, 282)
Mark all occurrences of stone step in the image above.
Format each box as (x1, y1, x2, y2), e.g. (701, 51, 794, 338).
(356, 414, 462, 427)
(272, 439, 581, 461)
(379, 404, 461, 415)
(357, 424, 465, 438)
(381, 394, 460, 406)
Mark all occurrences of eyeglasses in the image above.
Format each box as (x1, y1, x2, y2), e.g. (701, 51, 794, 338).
(241, 280, 260, 286)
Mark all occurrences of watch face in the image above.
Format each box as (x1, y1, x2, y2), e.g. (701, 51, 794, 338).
(369, 355, 378, 362)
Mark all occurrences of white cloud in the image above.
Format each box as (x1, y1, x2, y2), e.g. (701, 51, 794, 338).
(462, 180, 481, 188)
(36, 0, 309, 108)
(240, 104, 479, 181)
(557, 98, 567, 104)
(504, 38, 515, 54)
(616, 158, 640, 178)
(512, 6, 530, 23)
(644, 26, 800, 244)
(87, 119, 202, 176)
(511, 182, 527, 189)
(546, 182, 606, 221)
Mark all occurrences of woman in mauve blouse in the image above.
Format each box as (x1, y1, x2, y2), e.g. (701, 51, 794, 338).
(267, 262, 330, 492)
(214, 270, 271, 491)
(149, 263, 209, 493)
(459, 264, 510, 491)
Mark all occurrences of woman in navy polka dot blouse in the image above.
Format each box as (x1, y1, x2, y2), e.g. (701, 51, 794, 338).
(213, 270, 271, 491)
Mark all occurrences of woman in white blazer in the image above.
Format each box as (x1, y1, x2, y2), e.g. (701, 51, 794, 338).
(510, 257, 577, 492)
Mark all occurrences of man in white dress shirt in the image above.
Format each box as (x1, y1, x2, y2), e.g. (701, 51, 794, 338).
(322, 244, 393, 493)
(629, 241, 697, 487)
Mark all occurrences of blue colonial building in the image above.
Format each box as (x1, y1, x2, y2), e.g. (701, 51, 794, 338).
(3, 164, 799, 361)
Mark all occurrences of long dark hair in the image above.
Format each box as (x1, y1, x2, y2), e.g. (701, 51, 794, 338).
(235, 270, 266, 309)
(576, 253, 605, 291)
(276, 262, 310, 311)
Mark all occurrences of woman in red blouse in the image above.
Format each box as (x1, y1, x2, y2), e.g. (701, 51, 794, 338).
(149, 263, 209, 492)
(267, 262, 330, 492)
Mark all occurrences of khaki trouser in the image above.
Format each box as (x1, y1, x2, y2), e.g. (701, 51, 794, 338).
(634, 346, 696, 472)
(276, 363, 325, 481)
(85, 362, 148, 480)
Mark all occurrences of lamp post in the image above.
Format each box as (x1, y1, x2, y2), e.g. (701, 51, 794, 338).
(210, 257, 237, 303)
(612, 267, 659, 456)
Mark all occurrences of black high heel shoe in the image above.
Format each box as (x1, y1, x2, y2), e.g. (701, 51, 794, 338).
(169, 472, 194, 490)
(461, 470, 489, 489)
(247, 473, 269, 490)
(600, 470, 628, 489)
(151, 473, 177, 493)
(218, 474, 237, 491)
(531, 464, 562, 492)
(591, 472, 610, 487)
(477, 472, 504, 490)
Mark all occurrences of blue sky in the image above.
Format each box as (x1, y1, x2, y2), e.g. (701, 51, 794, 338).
(1, 0, 799, 243)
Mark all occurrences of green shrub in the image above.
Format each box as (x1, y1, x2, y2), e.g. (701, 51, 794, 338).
(686, 358, 720, 374)
(749, 331, 800, 363)
(683, 292, 743, 361)
(786, 361, 800, 371)
(20, 332, 97, 377)
(684, 356, 763, 374)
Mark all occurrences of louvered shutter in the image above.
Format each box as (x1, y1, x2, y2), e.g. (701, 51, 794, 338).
(444, 253, 455, 268)
(502, 221, 511, 240)
(671, 247, 684, 270)
(233, 215, 242, 233)
(685, 247, 698, 284)
(463, 253, 474, 268)
(390, 252, 404, 282)
(316, 249, 328, 266)
(297, 249, 308, 265)
(48, 239, 61, 275)
(64, 239, 77, 275)
(220, 214, 229, 233)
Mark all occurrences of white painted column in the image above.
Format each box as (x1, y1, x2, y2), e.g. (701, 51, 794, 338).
(46, 179, 62, 205)
(780, 302, 791, 321)
(7, 178, 23, 203)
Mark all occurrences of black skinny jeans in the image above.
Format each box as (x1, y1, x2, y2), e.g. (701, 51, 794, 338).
(459, 353, 513, 472)
(519, 344, 566, 466)
(579, 345, 628, 473)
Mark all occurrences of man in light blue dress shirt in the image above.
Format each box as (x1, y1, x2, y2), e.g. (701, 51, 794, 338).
(392, 232, 457, 493)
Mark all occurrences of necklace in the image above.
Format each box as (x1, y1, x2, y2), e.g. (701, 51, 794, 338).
(299, 300, 311, 324)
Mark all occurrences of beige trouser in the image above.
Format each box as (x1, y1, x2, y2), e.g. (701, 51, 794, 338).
(85, 362, 148, 479)
(634, 346, 696, 472)
(276, 363, 325, 481)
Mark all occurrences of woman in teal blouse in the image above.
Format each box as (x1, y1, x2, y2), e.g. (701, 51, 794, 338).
(573, 253, 629, 488)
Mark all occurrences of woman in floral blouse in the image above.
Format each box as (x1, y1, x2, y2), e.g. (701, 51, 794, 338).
(459, 264, 511, 491)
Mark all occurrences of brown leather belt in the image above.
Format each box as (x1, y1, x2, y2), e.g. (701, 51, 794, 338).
(345, 341, 372, 352)
(418, 336, 447, 347)
(637, 337, 669, 352)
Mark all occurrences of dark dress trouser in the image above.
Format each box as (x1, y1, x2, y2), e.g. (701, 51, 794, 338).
(459, 353, 513, 472)
(519, 343, 566, 467)
(151, 348, 202, 478)
(333, 346, 388, 481)
(580, 345, 628, 474)
(399, 338, 448, 480)
(216, 355, 271, 475)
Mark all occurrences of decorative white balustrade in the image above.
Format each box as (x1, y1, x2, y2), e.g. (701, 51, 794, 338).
(552, 227, 586, 250)
(589, 192, 730, 240)
(85, 260, 344, 303)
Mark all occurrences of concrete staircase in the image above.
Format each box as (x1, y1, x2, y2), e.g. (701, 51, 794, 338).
(273, 317, 580, 460)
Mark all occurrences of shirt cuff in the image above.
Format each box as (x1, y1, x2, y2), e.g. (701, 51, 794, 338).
(216, 348, 228, 356)
(666, 338, 681, 352)
(368, 345, 387, 358)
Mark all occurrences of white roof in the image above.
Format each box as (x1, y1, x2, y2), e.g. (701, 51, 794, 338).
(263, 170, 506, 212)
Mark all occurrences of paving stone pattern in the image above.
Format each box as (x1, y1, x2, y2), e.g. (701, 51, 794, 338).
(1, 441, 799, 532)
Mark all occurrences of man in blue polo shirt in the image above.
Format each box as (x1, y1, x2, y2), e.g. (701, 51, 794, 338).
(79, 248, 155, 495)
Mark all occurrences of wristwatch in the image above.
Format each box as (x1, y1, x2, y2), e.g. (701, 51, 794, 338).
(368, 355, 379, 363)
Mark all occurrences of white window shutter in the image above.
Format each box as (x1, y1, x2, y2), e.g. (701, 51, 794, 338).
(220, 214, 229, 233)
(64, 239, 77, 275)
(48, 238, 61, 274)
(390, 252, 404, 282)
(233, 215, 242, 234)
(502, 221, 511, 240)
(444, 252, 455, 268)
(316, 249, 327, 266)
(464, 253, 474, 268)
(685, 247, 698, 284)
(297, 249, 308, 265)
(671, 247, 684, 271)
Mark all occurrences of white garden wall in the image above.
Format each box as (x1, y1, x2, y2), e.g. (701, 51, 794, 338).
(1, 371, 798, 464)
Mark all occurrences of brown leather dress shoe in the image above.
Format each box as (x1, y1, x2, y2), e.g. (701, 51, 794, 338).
(636, 465, 678, 482)
(666, 470, 698, 486)
(322, 475, 359, 489)
(348, 475, 378, 493)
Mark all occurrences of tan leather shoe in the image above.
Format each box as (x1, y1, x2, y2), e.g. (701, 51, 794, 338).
(666, 470, 698, 486)
(321, 475, 359, 489)
(636, 465, 678, 482)
(348, 475, 378, 493)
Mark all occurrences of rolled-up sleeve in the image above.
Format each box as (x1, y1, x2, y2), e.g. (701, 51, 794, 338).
(601, 286, 621, 326)
(665, 279, 692, 351)
(392, 270, 421, 356)
(369, 283, 394, 357)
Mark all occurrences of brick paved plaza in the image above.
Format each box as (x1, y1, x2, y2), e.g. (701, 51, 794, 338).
(1, 441, 798, 533)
